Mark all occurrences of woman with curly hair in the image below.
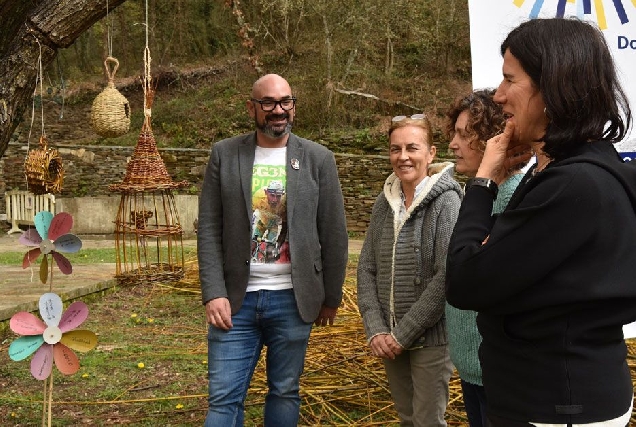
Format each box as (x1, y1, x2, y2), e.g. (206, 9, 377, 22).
(445, 89, 526, 427)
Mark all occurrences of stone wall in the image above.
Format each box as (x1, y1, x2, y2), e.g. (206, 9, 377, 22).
(0, 143, 394, 233)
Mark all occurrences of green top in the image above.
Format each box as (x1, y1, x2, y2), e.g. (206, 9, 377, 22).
(445, 173, 523, 385)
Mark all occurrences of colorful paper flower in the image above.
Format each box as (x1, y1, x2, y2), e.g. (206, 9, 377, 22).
(8, 293, 97, 380)
(19, 212, 82, 283)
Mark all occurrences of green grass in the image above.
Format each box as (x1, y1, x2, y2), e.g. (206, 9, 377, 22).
(0, 286, 209, 426)
(0, 254, 474, 426)
(0, 247, 198, 265)
(347, 230, 365, 239)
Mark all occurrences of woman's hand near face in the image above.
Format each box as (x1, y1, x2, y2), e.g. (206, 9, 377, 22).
(476, 120, 514, 183)
(476, 121, 530, 184)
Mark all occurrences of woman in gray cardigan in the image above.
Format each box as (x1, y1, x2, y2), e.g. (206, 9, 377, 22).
(357, 114, 462, 426)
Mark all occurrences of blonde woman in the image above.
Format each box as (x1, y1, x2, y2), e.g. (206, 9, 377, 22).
(357, 114, 462, 426)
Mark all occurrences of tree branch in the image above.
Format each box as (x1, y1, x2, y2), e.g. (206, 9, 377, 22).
(0, 0, 127, 159)
(333, 88, 421, 111)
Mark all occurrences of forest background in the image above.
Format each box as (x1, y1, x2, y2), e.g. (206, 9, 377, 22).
(9, 0, 472, 155)
(0, 2, 476, 424)
(4, 2, 636, 425)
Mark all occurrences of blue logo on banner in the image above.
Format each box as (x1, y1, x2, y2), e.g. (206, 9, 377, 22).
(620, 152, 636, 162)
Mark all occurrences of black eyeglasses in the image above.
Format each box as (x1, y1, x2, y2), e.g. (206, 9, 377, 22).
(392, 113, 427, 122)
(251, 98, 296, 112)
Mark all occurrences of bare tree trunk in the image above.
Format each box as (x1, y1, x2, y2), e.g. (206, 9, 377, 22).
(322, 13, 334, 108)
(384, 24, 394, 76)
(0, 0, 128, 159)
(228, 0, 263, 75)
(341, 48, 358, 86)
(322, 14, 332, 83)
(445, 0, 457, 73)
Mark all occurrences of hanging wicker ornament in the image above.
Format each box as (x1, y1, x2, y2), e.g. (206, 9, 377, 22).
(24, 135, 64, 195)
(91, 56, 131, 138)
(109, 41, 189, 287)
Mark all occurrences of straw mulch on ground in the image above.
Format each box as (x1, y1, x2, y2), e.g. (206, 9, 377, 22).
(180, 257, 636, 426)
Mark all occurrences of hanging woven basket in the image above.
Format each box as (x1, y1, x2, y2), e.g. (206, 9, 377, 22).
(24, 136, 64, 195)
(91, 57, 131, 138)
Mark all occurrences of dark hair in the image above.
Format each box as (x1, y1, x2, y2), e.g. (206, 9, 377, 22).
(445, 89, 506, 152)
(501, 18, 632, 159)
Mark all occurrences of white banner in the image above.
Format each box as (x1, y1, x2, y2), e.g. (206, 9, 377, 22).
(468, 0, 636, 151)
(468, 0, 636, 338)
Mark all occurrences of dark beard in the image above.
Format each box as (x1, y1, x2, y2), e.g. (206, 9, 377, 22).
(255, 113, 293, 138)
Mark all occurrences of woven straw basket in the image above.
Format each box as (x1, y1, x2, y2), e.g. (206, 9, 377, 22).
(91, 57, 131, 138)
(25, 136, 64, 195)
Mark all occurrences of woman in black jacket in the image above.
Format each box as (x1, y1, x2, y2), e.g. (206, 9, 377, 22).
(446, 18, 636, 426)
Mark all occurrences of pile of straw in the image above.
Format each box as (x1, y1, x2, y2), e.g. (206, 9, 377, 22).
(179, 258, 469, 425)
(178, 257, 636, 425)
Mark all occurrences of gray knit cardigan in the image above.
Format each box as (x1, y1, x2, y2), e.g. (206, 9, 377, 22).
(357, 162, 462, 349)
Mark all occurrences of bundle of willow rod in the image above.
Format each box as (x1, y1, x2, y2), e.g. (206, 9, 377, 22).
(24, 136, 64, 195)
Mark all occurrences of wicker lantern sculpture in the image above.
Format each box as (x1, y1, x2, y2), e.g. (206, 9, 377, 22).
(109, 69, 188, 286)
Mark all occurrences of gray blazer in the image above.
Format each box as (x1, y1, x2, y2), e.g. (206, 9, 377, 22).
(197, 132, 348, 323)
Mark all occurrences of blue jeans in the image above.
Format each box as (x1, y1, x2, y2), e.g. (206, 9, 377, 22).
(204, 289, 313, 427)
(461, 379, 488, 427)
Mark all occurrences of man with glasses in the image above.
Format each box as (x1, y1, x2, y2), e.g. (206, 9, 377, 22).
(198, 74, 348, 426)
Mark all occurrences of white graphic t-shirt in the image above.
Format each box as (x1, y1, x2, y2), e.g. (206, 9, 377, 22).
(247, 146, 292, 291)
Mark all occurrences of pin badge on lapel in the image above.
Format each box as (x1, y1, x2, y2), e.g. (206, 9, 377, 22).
(291, 158, 300, 170)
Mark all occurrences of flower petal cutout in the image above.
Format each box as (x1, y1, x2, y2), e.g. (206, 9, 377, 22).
(34, 211, 53, 241)
(52, 252, 73, 275)
(9, 335, 44, 361)
(48, 212, 73, 241)
(10, 311, 46, 335)
(59, 301, 89, 333)
(31, 344, 53, 380)
(60, 330, 98, 353)
(54, 233, 82, 253)
(22, 248, 41, 269)
(53, 342, 80, 375)
(39, 293, 63, 327)
(19, 229, 42, 247)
